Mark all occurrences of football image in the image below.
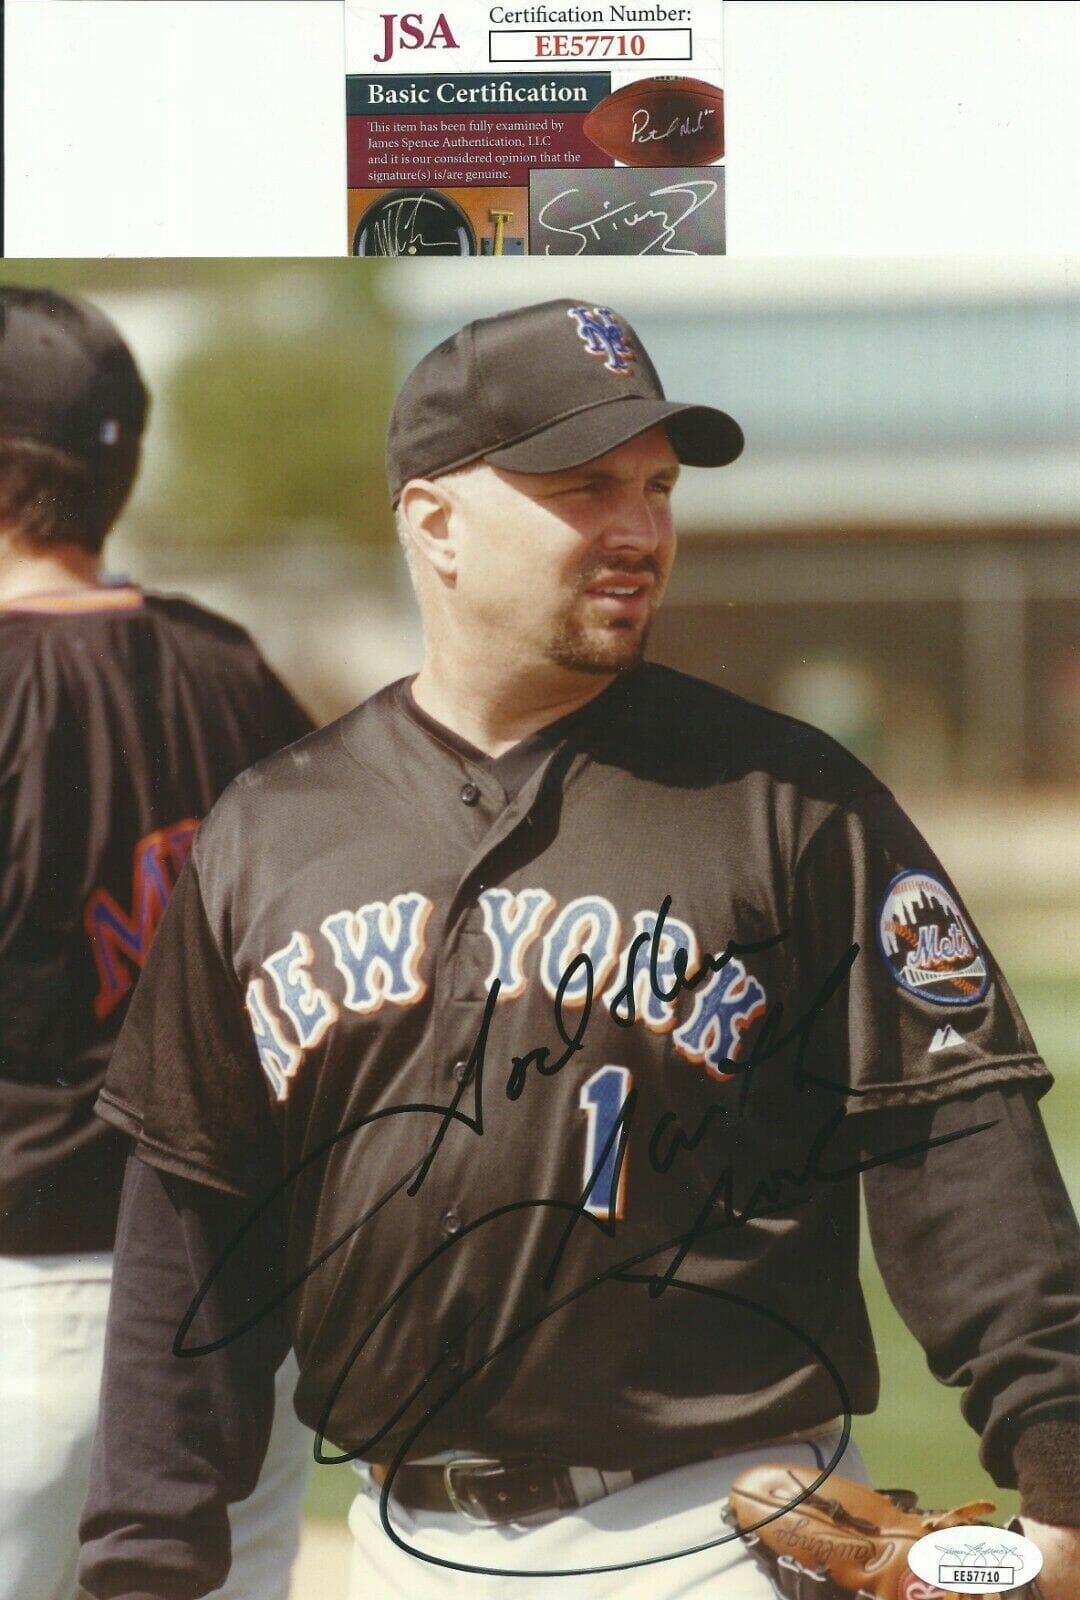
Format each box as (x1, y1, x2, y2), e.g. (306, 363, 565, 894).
(583, 77, 725, 167)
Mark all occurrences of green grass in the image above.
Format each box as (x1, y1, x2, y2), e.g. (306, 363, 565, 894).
(303, 1450, 361, 1523)
(303, 976, 1080, 1523)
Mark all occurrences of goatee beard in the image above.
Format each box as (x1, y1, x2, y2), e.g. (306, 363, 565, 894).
(547, 620, 651, 675)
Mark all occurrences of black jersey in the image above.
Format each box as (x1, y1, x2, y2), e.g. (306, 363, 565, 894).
(98, 663, 1051, 1469)
(0, 586, 312, 1253)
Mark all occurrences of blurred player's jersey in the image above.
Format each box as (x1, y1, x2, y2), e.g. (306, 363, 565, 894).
(0, 587, 312, 1253)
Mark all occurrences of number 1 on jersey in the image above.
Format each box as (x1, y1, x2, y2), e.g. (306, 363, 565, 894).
(578, 1065, 633, 1220)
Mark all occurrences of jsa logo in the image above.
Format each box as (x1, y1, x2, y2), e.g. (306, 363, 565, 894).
(375, 12, 459, 63)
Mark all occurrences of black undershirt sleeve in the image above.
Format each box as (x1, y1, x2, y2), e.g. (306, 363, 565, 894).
(861, 1085, 1080, 1521)
(79, 1154, 290, 1600)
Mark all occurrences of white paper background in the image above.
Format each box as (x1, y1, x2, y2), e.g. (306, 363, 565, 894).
(5, 0, 1080, 256)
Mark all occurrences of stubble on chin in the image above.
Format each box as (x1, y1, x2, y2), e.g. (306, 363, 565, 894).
(547, 617, 652, 676)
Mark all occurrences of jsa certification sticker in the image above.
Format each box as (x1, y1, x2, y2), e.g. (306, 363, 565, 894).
(907, 1524, 1043, 1594)
(344, 0, 725, 256)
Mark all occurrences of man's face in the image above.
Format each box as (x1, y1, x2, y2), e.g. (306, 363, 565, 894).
(442, 426, 680, 677)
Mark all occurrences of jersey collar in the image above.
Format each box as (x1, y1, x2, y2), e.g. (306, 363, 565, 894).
(0, 584, 145, 615)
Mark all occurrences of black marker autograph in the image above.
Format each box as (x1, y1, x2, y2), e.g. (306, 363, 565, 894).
(175, 913, 996, 1578)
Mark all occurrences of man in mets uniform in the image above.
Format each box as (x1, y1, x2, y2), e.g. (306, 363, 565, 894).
(80, 299, 1079, 1598)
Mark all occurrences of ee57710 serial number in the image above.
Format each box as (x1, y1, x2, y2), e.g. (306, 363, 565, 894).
(536, 32, 644, 55)
(490, 28, 692, 61)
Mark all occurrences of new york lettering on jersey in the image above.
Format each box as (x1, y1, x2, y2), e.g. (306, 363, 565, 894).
(246, 888, 769, 1103)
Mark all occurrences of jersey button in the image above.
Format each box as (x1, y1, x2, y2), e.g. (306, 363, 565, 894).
(441, 1210, 462, 1236)
(452, 1059, 470, 1084)
(459, 782, 480, 806)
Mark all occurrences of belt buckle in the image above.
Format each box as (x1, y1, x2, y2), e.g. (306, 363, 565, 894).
(443, 1456, 505, 1524)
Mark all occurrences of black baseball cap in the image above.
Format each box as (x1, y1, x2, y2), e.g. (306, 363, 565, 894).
(386, 297, 743, 504)
(0, 286, 149, 465)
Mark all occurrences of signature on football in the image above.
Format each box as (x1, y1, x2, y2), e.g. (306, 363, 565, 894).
(631, 105, 715, 145)
(537, 179, 718, 256)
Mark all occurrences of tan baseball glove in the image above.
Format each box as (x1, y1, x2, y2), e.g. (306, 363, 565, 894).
(726, 1463, 1040, 1600)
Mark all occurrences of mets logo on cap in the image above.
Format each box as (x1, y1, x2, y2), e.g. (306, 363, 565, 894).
(877, 870, 989, 1006)
(568, 305, 636, 376)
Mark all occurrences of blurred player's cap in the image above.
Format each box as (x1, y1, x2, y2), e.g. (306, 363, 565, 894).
(386, 297, 743, 504)
(0, 287, 149, 464)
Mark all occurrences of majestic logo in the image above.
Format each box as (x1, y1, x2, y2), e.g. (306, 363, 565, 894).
(877, 870, 988, 1006)
(85, 818, 199, 1020)
(908, 1524, 1042, 1594)
(928, 1023, 968, 1055)
(567, 305, 637, 375)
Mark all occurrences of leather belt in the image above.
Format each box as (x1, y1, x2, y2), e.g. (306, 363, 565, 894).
(371, 1453, 698, 1525)
(367, 1421, 844, 1526)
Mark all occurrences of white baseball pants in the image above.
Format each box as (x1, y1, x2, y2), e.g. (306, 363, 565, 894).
(347, 1425, 869, 1599)
(0, 1251, 312, 1600)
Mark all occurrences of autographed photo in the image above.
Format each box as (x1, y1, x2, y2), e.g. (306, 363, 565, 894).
(1, 255, 1077, 1598)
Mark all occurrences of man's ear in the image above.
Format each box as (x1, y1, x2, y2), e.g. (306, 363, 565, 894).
(399, 479, 457, 582)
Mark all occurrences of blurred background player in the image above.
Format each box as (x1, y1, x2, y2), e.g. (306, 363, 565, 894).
(0, 286, 315, 1600)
